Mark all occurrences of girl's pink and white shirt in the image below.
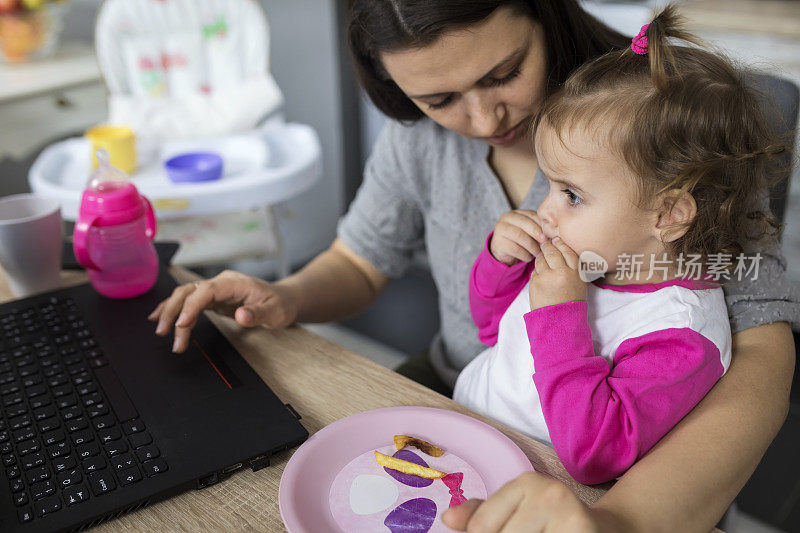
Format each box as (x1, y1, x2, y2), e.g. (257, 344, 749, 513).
(453, 237, 731, 485)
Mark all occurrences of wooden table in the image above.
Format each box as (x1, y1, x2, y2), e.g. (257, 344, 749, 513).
(0, 266, 608, 531)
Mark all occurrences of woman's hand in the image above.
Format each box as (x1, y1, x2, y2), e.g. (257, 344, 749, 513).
(442, 472, 600, 532)
(530, 238, 586, 311)
(148, 269, 299, 353)
(490, 210, 547, 266)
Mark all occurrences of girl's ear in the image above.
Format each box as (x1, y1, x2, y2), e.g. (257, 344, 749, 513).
(654, 190, 697, 243)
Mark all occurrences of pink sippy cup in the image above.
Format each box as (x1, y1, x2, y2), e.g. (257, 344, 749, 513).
(73, 149, 158, 299)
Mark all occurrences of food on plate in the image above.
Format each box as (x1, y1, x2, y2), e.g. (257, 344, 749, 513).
(374, 451, 447, 479)
(394, 435, 444, 457)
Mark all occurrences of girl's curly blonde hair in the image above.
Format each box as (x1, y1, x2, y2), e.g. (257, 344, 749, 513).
(536, 4, 789, 273)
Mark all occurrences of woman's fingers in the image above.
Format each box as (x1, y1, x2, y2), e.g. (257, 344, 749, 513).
(155, 284, 195, 336)
(148, 300, 165, 321)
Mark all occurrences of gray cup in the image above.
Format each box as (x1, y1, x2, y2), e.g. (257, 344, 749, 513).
(0, 194, 63, 297)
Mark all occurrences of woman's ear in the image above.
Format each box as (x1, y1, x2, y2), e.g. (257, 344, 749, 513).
(654, 190, 697, 243)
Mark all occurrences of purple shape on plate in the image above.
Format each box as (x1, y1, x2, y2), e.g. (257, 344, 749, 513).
(384, 450, 434, 487)
(384, 498, 437, 533)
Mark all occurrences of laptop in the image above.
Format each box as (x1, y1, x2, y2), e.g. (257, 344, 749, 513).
(0, 269, 309, 532)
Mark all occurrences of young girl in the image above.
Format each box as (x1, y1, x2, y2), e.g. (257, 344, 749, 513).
(453, 5, 786, 485)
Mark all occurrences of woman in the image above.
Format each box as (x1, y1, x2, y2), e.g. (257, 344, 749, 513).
(151, 1, 799, 530)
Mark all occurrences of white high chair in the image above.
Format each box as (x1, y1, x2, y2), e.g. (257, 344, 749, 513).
(29, 0, 322, 276)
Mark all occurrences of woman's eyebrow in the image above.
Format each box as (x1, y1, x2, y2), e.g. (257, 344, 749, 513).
(408, 47, 524, 99)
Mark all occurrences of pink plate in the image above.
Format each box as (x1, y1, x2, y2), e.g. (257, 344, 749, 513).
(279, 406, 534, 532)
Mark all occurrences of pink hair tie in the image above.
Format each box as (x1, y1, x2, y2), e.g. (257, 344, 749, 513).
(631, 23, 649, 55)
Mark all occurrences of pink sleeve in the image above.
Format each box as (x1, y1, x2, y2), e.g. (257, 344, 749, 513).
(525, 301, 725, 485)
(470, 232, 535, 345)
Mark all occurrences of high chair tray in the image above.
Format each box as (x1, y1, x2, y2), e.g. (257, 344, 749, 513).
(29, 122, 322, 221)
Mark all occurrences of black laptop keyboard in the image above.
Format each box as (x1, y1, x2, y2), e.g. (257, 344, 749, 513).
(1, 296, 168, 524)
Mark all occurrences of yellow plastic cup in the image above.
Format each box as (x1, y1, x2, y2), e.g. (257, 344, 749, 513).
(85, 125, 137, 175)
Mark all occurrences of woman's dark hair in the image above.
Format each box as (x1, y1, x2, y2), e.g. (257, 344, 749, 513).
(347, 0, 629, 121)
(536, 5, 787, 272)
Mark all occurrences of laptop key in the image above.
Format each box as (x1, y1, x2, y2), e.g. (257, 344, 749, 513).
(47, 441, 70, 459)
(88, 469, 116, 496)
(30, 479, 55, 500)
(82, 392, 103, 407)
(63, 484, 89, 506)
(117, 466, 142, 486)
(136, 445, 160, 462)
(53, 455, 76, 473)
(42, 429, 65, 446)
(68, 364, 89, 377)
(10, 478, 25, 492)
(16, 438, 39, 456)
(61, 407, 82, 421)
(21, 452, 45, 470)
(122, 419, 145, 435)
(66, 417, 88, 432)
(111, 453, 136, 471)
(0, 430, 8, 443)
(0, 381, 20, 395)
(87, 403, 109, 418)
(26, 465, 49, 484)
(29, 395, 51, 409)
(14, 427, 36, 443)
(8, 414, 31, 430)
(3, 453, 16, 466)
(52, 384, 73, 398)
(21, 373, 43, 387)
(46, 373, 68, 387)
(17, 506, 33, 523)
(35, 494, 61, 517)
(105, 440, 127, 457)
(98, 426, 121, 444)
(71, 429, 94, 445)
(57, 467, 82, 488)
(7, 404, 26, 419)
(7, 464, 21, 478)
(2, 441, 14, 453)
(38, 417, 60, 433)
(142, 458, 168, 477)
(82, 456, 105, 473)
(76, 442, 99, 460)
(76, 382, 97, 396)
(93, 415, 115, 431)
(25, 383, 47, 399)
(13, 491, 29, 506)
(33, 404, 56, 421)
(57, 394, 78, 409)
(3, 392, 23, 406)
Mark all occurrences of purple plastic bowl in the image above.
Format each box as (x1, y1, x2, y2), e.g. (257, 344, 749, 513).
(164, 152, 224, 183)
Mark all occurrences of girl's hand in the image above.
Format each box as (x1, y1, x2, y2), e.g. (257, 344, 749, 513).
(148, 270, 299, 353)
(490, 210, 547, 266)
(530, 238, 586, 311)
(442, 472, 600, 532)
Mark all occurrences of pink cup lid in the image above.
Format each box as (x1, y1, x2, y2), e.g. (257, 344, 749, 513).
(80, 181, 146, 227)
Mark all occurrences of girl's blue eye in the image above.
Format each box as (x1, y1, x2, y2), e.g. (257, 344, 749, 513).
(562, 188, 583, 206)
